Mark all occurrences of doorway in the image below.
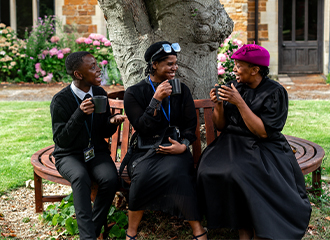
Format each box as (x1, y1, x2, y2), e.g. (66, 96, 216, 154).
(278, 0, 324, 73)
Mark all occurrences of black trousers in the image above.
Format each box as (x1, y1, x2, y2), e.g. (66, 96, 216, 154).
(55, 151, 118, 240)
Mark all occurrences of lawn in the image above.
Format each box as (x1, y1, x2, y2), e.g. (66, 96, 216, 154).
(0, 101, 53, 193)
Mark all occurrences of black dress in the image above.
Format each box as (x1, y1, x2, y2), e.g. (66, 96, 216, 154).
(197, 77, 311, 239)
(124, 78, 200, 221)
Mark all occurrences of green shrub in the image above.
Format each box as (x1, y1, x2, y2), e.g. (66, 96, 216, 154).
(0, 16, 122, 85)
(41, 193, 128, 238)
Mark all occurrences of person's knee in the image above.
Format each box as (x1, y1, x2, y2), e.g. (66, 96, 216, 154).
(100, 172, 118, 188)
(70, 170, 91, 186)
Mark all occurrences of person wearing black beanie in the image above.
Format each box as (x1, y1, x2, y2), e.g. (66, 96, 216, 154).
(122, 42, 207, 240)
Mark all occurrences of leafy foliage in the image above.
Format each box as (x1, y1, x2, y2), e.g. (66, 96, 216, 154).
(41, 193, 128, 238)
(41, 193, 79, 236)
(107, 205, 128, 239)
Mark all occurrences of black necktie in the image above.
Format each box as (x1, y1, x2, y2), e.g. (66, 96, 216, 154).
(83, 93, 92, 100)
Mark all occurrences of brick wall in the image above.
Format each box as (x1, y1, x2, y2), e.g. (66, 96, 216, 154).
(247, 0, 268, 43)
(221, 0, 269, 44)
(221, 0, 248, 42)
(62, 0, 98, 36)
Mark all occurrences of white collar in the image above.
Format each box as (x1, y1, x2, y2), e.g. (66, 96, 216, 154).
(71, 82, 93, 100)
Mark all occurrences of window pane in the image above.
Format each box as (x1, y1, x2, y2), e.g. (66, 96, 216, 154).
(39, 0, 54, 18)
(283, 0, 293, 41)
(296, 0, 305, 41)
(308, 0, 317, 40)
(16, 0, 32, 39)
(1, 0, 11, 26)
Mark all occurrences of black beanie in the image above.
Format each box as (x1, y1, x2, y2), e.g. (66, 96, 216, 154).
(144, 41, 177, 63)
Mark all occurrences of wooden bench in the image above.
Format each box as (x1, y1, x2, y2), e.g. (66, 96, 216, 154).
(31, 99, 324, 213)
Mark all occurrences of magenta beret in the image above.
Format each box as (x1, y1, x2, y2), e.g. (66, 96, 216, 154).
(231, 44, 270, 66)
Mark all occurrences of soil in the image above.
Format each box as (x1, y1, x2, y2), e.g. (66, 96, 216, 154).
(0, 74, 329, 101)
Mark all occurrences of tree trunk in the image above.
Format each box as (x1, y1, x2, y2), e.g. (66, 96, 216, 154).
(98, 0, 233, 99)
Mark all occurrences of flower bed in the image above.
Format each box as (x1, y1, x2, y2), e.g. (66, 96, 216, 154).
(0, 17, 122, 85)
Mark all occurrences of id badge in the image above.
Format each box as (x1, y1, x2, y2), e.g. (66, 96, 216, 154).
(83, 145, 95, 162)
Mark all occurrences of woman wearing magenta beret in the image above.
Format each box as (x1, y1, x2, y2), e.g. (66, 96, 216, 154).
(197, 44, 311, 239)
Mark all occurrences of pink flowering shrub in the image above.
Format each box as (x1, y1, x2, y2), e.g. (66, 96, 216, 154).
(0, 23, 27, 81)
(217, 32, 243, 84)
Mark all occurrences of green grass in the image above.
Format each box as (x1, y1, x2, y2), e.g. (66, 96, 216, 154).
(283, 100, 330, 173)
(0, 101, 53, 194)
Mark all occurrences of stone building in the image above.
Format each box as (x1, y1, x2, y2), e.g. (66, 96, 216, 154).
(1, 0, 329, 77)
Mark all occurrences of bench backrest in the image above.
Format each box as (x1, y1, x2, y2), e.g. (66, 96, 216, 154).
(108, 98, 217, 165)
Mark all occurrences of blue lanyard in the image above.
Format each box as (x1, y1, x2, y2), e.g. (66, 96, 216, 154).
(70, 87, 93, 145)
(148, 76, 170, 123)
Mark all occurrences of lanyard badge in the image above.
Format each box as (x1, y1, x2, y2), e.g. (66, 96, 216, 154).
(83, 145, 95, 162)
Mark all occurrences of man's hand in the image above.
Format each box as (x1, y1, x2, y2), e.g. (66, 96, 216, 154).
(110, 115, 127, 125)
(80, 98, 94, 115)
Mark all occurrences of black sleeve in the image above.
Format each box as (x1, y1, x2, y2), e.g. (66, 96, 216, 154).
(50, 96, 87, 148)
(259, 87, 289, 137)
(124, 87, 163, 135)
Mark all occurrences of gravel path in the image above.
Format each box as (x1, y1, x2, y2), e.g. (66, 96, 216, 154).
(0, 183, 72, 239)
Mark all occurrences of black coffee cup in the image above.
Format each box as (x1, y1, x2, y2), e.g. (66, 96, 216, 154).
(215, 85, 223, 101)
(169, 78, 181, 95)
(92, 95, 107, 113)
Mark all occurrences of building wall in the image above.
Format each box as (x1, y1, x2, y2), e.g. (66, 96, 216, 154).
(221, 0, 249, 42)
(60, 0, 106, 37)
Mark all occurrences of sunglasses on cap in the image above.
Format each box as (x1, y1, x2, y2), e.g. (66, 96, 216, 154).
(150, 43, 181, 62)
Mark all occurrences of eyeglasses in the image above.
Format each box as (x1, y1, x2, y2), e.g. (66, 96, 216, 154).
(150, 43, 181, 62)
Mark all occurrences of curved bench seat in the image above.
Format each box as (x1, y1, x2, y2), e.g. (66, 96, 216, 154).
(31, 99, 324, 212)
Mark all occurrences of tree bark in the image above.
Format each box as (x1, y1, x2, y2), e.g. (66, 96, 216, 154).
(98, 0, 233, 99)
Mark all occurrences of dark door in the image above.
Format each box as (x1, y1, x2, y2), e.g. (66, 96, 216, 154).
(278, 0, 324, 73)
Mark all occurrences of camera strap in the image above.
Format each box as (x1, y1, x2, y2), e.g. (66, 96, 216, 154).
(149, 76, 170, 124)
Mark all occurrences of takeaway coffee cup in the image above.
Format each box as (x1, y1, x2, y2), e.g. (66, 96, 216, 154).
(215, 85, 223, 101)
(169, 78, 181, 95)
(92, 95, 107, 113)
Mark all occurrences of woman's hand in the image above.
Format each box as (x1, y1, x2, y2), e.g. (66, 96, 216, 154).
(209, 86, 218, 103)
(218, 83, 244, 106)
(110, 114, 127, 125)
(210, 84, 224, 104)
(156, 137, 186, 155)
(153, 80, 172, 101)
(220, 83, 268, 138)
(80, 98, 94, 115)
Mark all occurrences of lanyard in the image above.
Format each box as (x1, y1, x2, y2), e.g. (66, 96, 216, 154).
(70, 87, 93, 146)
(148, 76, 170, 123)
